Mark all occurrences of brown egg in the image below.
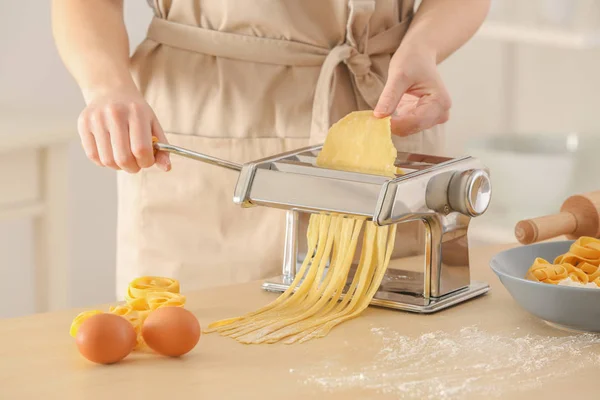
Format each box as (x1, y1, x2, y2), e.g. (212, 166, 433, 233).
(142, 306, 200, 357)
(75, 313, 137, 364)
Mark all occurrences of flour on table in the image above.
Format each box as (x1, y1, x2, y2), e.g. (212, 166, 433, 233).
(295, 325, 600, 399)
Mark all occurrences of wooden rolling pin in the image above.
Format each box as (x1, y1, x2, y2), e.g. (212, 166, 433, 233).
(514, 191, 600, 245)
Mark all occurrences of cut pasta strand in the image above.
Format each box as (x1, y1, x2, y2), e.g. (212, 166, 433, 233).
(206, 111, 402, 344)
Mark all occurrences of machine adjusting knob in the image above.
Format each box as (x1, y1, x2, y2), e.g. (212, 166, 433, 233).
(447, 169, 492, 217)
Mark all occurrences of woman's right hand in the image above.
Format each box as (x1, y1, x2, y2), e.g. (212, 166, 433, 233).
(77, 87, 171, 173)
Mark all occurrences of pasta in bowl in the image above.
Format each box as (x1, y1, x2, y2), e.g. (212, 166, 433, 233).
(525, 237, 600, 289)
(490, 238, 600, 332)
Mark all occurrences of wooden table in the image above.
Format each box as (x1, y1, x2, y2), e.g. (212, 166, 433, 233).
(1, 243, 598, 400)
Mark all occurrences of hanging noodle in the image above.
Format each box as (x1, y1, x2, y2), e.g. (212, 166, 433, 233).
(205, 110, 400, 344)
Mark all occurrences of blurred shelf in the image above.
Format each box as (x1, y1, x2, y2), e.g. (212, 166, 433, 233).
(0, 106, 78, 152)
(0, 105, 75, 313)
(478, 20, 600, 49)
(0, 202, 44, 221)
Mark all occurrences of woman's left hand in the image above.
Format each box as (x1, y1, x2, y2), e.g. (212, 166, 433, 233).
(374, 46, 451, 137)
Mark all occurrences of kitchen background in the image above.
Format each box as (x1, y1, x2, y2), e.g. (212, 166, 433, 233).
(1, 0, 599, 319)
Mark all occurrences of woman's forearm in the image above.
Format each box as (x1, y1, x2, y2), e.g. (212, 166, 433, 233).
(400, 0, 491, 63)
(51, 0, 136, 102)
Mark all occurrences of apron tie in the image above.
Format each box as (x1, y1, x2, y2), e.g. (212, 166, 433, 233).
(309, 42, 390, 143)
(346, 51, 372, 77)
(145, 1, 413, 144)
(310, 0, 388, 143)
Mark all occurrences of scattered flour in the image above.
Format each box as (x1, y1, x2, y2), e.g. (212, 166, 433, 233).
(295, 325, 600, 399)
(558, 276, 600, 289)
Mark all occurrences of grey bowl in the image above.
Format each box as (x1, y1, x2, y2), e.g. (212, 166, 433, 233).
(490, 240, 600, 332)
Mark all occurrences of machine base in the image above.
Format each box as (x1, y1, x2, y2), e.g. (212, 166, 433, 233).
(261, 276, 490, 314)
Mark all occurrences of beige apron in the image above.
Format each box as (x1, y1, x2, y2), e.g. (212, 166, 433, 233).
(117, 0, 443, 298)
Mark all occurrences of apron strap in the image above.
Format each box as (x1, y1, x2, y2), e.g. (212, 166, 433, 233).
(145, 2, 413, 143)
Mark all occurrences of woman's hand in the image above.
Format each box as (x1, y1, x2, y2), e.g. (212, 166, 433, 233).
(374, 46, 451, 137)
(373, 0, 491, 136)
(77, 87, 171, 173)
(52, 0, 170, 172)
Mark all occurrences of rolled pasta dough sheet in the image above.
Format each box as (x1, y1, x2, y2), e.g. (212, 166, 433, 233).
(317, 110, 397, 177)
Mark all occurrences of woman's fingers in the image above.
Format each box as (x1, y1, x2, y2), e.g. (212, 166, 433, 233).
(128, 104, 155, 169)
(378, 67, 452, 136)
(90, 111, 119, 170)
(77, 92, 169, 173)
(373, 69, 411, 118)
(391, 93, 450, 136)
(151, 116, 172, 172)
(77, 112, 102, 167)
(374, 46, 452, 135)
(106, 105, 141, 173)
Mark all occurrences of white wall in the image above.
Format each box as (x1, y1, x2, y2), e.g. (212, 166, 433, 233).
(438, 37, 509, 156)
(0, 1, 153, 315)
(66, 3, 154, 308)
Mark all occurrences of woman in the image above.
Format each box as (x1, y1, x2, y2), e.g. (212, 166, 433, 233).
(52, 0, 490, 297)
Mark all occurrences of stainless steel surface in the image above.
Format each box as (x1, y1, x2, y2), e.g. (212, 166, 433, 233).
(423, 171, 455, 215)
(153, 140, 490, 224)
(282, 210, 299, 284)
(262, 274, 489, 314)
(436, 215, 472, 297)
(232, 165, 256, 207)
(448, 169, 492, 217)
(246, 168, 383, 216)
(375, 156, 489, 226)
(153, 141, 242, 172)
(273, 161, 390, 184)
(250, 147, 493, 312)
(233, 145, 492, 224)
(156, 138, 493, 312)
(280, 215, 477, 308)
(468, 169, 492, 216)
(232, 144, 323, 207)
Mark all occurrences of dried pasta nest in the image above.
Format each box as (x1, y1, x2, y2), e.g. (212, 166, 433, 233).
(69, 276, 186, 350)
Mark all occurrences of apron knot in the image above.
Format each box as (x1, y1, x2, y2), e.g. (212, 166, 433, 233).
(345, 51, 372, 77)
(306, 0, 412, 143)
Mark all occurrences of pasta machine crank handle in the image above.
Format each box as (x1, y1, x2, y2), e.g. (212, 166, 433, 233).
(152, 137, 242, 172)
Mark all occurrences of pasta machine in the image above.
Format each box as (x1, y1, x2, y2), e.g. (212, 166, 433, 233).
(154, 140, 493, 313)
